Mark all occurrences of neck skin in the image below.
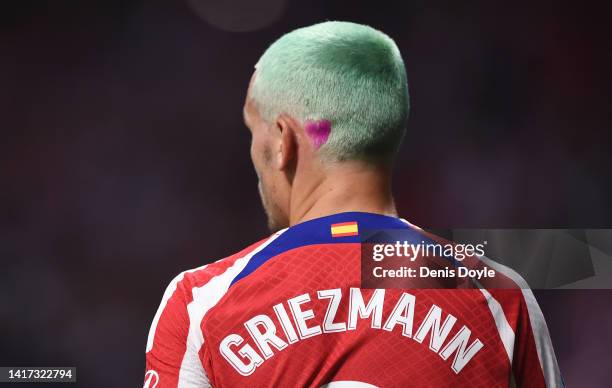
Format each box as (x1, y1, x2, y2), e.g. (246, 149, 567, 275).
(288, 161, 397, 226)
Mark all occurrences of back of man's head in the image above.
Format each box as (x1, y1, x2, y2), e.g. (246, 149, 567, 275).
(251, 21, 409, 162)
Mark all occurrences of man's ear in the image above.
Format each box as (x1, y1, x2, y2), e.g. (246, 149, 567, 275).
(275, 114, 299, 171)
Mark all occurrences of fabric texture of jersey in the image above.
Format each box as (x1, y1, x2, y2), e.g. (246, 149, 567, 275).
(144, 212, 563, 388)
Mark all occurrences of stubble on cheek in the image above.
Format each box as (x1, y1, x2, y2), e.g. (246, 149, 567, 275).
(257, 143, 287, 232)
(258, 177, 283, 232)
(262, 143, 272, 165)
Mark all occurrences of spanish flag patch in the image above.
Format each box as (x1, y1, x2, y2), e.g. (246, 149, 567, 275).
(330, 221, 359, 237)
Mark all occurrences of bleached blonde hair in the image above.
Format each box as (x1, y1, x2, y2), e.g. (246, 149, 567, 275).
(251, 21, 409, 161)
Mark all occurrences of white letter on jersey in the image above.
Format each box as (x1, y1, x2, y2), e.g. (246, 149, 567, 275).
(219, 333, 264, 376)
(273, 303, 299, 344)
(317, 289, 347, 333)
(143, 370, 159, 388)
(414, 304, 457, 352)
(244, 314, 288, 359)
(288, 293, 323, 339)
(438, 326, 484, 374)
(382, 292, 416, 337)
(348, 288, 385, 330)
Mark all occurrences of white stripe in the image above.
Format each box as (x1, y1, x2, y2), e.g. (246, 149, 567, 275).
(479, 288, 515, 362)
(399, 218, 422, 230)
(177, 229, 287, 388)
(146, 264, 209, 353)
(521, 288, 564, 388)
(478, 255, 563, 388)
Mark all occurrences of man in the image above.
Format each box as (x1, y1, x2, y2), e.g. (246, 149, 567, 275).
(144, 21, 562, 387)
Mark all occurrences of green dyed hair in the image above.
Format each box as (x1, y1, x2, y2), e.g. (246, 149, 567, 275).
(251, 21, 409, 161)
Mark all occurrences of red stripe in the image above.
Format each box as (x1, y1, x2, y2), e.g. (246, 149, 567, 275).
(331, 221, 358, 228)
(511, 294, 548, 387)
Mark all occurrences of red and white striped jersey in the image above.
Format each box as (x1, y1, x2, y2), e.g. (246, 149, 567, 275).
(144, 212, 563, 387)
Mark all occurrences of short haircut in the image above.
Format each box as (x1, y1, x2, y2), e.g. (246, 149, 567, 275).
(251, 21, 409, 161)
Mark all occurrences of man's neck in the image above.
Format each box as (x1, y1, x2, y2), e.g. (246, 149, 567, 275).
(289, 162, 397, 226)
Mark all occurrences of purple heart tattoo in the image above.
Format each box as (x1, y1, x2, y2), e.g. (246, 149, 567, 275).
(304, 119, 332, 149)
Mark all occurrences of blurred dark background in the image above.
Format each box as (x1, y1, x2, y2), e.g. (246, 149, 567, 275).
(1, 0, 611, 386)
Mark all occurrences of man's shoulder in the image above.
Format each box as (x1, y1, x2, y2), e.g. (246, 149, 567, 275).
(169, 235, 276, 297)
